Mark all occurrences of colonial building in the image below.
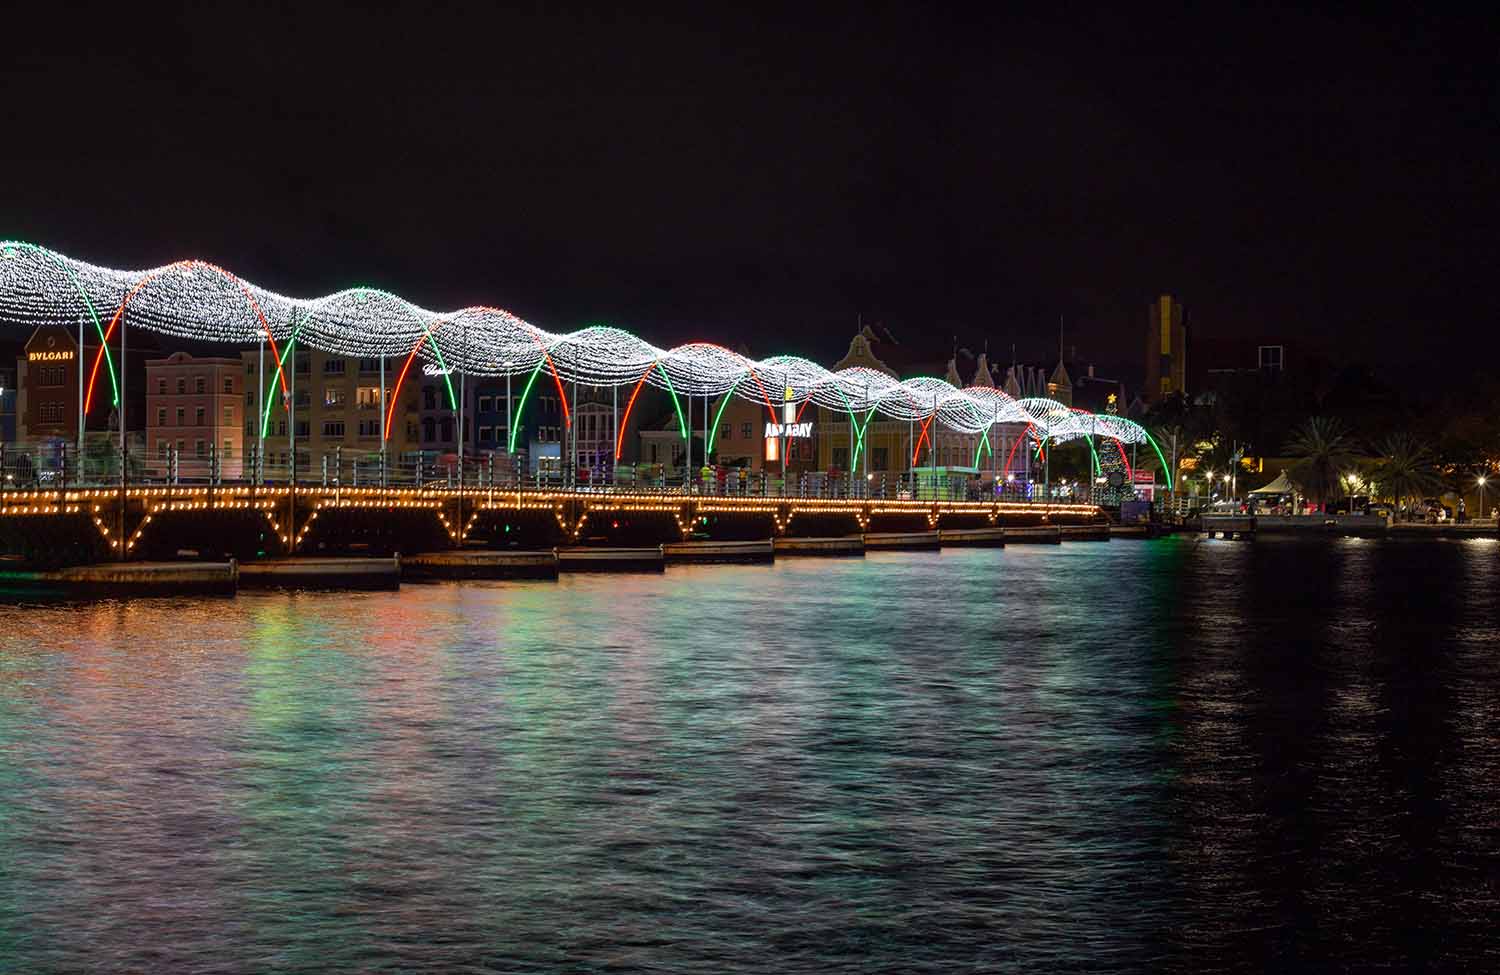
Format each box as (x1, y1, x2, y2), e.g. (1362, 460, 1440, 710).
(144, 352, 245, 478)
(239, 349, 421, 474)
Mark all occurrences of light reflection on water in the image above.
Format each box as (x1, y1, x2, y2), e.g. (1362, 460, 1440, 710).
(0, 538, 1496, 971)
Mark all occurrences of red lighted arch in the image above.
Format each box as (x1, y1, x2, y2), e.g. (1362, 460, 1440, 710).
(86, 261, 289, 414)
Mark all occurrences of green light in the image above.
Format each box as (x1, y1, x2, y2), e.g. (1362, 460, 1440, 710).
(655, 362, 688, 441)
(707, 375, 746, 456)
(11, 241, 119, 407)
(971, 425, 993, 468)
(507, 357, 548, 454)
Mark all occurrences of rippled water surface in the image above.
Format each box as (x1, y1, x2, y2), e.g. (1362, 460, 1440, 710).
(2, 537, 1498, 972)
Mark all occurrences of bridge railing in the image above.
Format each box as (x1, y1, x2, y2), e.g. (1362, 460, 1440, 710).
(0, 442, 1074, 505)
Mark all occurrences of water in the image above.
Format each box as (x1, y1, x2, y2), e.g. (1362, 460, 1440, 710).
(0, 537, 1496, 972)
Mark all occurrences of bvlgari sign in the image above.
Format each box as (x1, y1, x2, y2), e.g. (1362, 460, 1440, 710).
(28, 334, 74, 361)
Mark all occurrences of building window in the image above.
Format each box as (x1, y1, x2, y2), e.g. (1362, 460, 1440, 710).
(158, 441, 168, 458)
(195, 439, 206, 457)
(1258, 345, 1284, 373)
(358, 358, 380, 373)
(358, 418, 379, 437)
(156, 408, 166, 427)
(719, 423, 731, 441)
(741, 422, 752, 439)
(223, 405, 234, 424)
(440, 417, 453, 442)
(873, 447, 888, 471)
(223, 376, 233, 394)
(325, 386, 346, 407)
(176, 407, 185, 426)
(295, 421, 309, 438)
(356, 386, 380, 408)
(176, 378, 186, 394)
(323, 359, 346, 374)
(222, 440, 233, 459)
(177, 439, 185, 456)
(157, 379, 167, 395)
(194, 377, 205, 394)
(195, 407, 206, 426)
(422, 417, 435, 442)
(423, 386, 437, 410)
(479, 426, 493, 443)
(322, 421, 345, 437)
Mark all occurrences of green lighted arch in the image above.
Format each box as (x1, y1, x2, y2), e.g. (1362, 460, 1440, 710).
(4, 240, 119, 406)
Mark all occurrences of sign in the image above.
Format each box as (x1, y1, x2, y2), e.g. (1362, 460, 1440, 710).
(765, 421, 812, 439)
(422, 363, 453, 377)
(28, 350, 74, 362)
(1132, 469, 1155, 484)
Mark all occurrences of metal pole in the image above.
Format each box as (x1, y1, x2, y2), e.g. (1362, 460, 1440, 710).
(1044, 439, 1050, 504)
(611, 381, 617, 486)
(117, 306, 126, 557)
(257, 335, 265, 486)
(379, 354, 387, 487)
(287, 347, 296, 547)
(77, 308, 84, 485)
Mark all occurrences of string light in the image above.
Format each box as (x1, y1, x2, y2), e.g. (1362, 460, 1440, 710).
(0, 241, 1159, 451)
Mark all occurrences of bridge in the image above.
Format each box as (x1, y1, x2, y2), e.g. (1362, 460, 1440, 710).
(0, 481, 1105, 571)
(0, 242, 1160, 583)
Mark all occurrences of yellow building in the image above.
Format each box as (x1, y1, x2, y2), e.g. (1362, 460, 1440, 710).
(239, 349, 421, 473)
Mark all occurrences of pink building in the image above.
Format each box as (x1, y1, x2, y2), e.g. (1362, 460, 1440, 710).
(145, 352, 244, 479)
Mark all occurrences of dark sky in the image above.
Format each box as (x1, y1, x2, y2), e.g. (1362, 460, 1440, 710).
(5, 3, 1496, 379)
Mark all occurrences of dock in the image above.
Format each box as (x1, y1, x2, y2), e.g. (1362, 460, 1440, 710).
(773, 535, 866, 557)
(402, 550, 560, 580)
(556, 546, 666, 573)
(1004, 525, 1062, 544)
(662, 539, 775, 563)
(863, 531, 941, 551)
(0, 561, 237, 596)
(938, 527, 1007, 547)
(1059, 524, 1110, 541)
(238, 556, 402, 589)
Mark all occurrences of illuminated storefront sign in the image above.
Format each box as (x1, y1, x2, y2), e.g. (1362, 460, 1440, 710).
(27, 350, 74, 362)
(764, 421, 812, 439)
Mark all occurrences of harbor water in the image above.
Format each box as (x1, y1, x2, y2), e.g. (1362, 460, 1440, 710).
(1, 537, 1496, 971)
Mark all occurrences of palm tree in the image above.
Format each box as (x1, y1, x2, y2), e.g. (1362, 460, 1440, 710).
(1371, 432, 1442, 515)
(1284, 416, 1361, 510)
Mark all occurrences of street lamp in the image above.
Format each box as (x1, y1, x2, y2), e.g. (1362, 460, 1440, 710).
(1479, 475, 1487, 519)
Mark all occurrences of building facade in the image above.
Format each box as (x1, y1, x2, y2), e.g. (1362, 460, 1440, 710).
(239, 349, 420, 475)
(145, 352, 245, 478)
(1145, 294, 1189, 403)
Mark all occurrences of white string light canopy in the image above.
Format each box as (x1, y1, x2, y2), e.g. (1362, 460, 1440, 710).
(0, 241, 1162, 452)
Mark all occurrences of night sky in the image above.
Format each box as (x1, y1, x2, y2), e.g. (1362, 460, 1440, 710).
(5, 3, 1495, 380)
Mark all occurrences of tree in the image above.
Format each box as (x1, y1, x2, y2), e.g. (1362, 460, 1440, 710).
(1284, 416, 1360, 510)
(1371, 432, 1442, 512)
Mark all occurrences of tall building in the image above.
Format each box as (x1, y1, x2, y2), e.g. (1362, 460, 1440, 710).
(1144, 294, 1188, 402)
